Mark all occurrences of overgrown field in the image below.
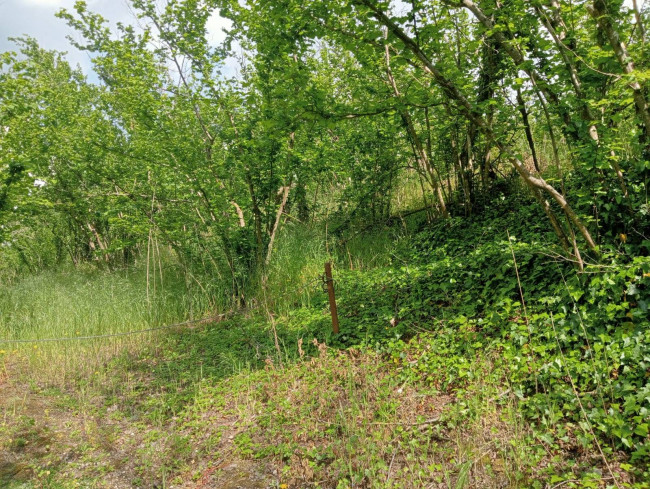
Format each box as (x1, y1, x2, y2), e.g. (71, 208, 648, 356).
(0, 263, 217, 383)
(1, 194, 649, 488)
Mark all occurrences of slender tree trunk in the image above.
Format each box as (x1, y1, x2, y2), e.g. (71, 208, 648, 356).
(588, 0, 650, 139)
(358, 0, 597, 251)
(383, 30, 449, 218)
(231, 200, 246, 227)
(536, 4, 629, 197)
(517, 88, 541, 173)
(460, 131, 475, 215)
(632, 0, 646, 44)
(511, 158, 597, 251)
(265, 185, 291, 266)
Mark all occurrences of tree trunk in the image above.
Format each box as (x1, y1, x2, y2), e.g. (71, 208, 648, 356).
(383, 30, 449, 218)
(265, 185, 291, 266)
(359, 0, 597, 251)
(588, 0, 650, 139)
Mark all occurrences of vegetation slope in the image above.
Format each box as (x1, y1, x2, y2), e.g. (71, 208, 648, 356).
(1, 0, 650, 487)
(2, 188, 649, 488)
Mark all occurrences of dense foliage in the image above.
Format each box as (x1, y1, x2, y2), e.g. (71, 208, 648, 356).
(2, 0, 649, 291)
(1, 0, 650, 485)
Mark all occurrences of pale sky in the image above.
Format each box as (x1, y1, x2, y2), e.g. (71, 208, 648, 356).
(0, 0, 641, 82)
(0, 0, 233, 82)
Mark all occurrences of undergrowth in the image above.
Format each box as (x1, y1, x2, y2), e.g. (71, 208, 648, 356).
(1, 192, 649, 487)
(0, 264, 209, 383)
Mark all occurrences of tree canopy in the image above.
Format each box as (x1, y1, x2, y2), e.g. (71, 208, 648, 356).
(1, 0, 648, 292)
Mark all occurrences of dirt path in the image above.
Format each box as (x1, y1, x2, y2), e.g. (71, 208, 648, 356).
(1, 362, 274, 488)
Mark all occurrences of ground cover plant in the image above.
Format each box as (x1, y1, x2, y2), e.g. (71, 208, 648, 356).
(2, 192, 649, 487)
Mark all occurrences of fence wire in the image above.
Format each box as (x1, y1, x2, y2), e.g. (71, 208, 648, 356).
(0, 268, 429, 345)
(0, 314, 232, 344)
(0, 275, 328, 345)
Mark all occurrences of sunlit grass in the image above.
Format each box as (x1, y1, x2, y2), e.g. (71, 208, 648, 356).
(260, 223, 330, 315)
(0, 264, 207, 384)
(391, 169, 430, 213)
(259, 219, 415, 316)
(0, 220, 404, 384)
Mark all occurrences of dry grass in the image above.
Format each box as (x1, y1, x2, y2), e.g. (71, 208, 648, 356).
(212, 341, 537, 489)
(0, 336, 632, 488)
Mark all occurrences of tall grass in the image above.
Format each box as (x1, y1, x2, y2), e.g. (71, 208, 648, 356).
(0, 202, 414, 385)
(258, 223, 330, 315)
(259, 217, 415, 316)
(0, 264, 209, 384)
(391, 169, 430, 213)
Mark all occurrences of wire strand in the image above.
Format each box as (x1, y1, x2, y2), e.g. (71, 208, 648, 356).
(0, 314, 231, 344)
(0, 275, 328, 345)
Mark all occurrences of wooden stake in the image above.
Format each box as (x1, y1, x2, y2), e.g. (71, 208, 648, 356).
(324, 262, 340, 334)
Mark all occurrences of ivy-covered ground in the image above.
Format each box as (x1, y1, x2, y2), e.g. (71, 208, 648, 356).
(1, 195, 649, 488)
